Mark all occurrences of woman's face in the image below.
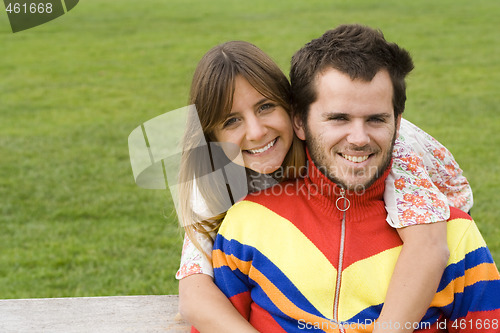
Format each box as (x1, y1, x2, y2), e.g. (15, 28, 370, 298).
(213, 76, 293, 174)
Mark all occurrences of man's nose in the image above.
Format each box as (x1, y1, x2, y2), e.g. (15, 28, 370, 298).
(346, 122, 370, 147)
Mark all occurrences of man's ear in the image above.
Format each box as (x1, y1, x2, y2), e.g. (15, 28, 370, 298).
(293, 114, 306, 141)
(395, 114, 402, 138)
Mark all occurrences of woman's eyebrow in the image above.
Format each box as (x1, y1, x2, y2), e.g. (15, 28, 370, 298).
(253, 97, 270, 108)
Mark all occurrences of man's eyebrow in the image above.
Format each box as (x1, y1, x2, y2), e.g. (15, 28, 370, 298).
(322, 112, 349, 119)
(368, 113, 392, 120)
(321, 112, 393, 120)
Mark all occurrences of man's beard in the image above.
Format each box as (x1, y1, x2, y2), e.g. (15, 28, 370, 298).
(304, 125, 396, 191)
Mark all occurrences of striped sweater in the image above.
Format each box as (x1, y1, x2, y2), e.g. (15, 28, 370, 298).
(213, 160, 500, 332)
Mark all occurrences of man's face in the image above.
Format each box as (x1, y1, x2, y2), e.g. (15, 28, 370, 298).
(294, 68, 401, 191)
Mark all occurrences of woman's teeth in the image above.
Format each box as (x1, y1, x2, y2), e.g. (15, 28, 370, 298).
(247, 139, 277, 154)
(341, 154, 369, 163)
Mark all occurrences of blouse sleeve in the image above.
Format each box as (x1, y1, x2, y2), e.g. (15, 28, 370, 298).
(385, 119, 473, 228)
(176, 231, 214, 279)
(175, 179, 216, 279)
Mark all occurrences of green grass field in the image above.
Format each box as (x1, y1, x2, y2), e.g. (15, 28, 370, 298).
(1, 0, 499, 298)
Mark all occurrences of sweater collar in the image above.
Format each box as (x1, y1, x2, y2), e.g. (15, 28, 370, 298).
(304, 149, 390, 221)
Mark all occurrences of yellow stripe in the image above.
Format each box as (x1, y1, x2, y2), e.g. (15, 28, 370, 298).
(219, 200, 337, 318)
(337, 218, 487, 319)
(339, 246, 402, 321)
(446, 218, 485, 265)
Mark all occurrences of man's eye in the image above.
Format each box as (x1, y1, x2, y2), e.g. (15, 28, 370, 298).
(369, 117, 386, 123)
(329, 115, 348, 121)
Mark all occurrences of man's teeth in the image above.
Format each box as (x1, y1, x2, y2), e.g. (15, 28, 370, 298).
(342, 154, 369, 163)
(247, 139, 276, 154)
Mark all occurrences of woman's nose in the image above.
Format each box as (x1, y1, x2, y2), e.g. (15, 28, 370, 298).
(245, 116, 267, 141)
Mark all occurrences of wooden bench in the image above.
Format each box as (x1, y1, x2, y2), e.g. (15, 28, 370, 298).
(0, 295, 190, 332)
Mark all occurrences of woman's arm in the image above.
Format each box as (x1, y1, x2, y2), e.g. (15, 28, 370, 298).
(176, 233, 257, 332)
(179, 274, 258, 333)
(378, 119, 468, 331)
(374, 222, 449, 332)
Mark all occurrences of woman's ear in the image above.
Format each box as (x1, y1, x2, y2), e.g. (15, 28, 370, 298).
(293, 115, 306, 141)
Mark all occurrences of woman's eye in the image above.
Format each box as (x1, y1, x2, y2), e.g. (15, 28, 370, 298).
(222, 117, 238, 128)
(259, 103, 276, 113)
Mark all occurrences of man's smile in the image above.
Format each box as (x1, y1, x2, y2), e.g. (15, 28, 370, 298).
(340, 153, 370, 163)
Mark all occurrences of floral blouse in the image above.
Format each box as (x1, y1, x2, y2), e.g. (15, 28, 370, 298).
(176, 118, 473, 279)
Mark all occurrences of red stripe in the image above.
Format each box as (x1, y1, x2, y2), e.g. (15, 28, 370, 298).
(247, 179, 402, 269)
(448, 309, 500, 333)
(449, 206, 472, 221)
(250, 302, 288, 332)
(229, 290, 252, 320)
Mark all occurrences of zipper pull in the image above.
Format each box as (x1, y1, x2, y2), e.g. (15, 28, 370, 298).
(336, 188, 350, 212)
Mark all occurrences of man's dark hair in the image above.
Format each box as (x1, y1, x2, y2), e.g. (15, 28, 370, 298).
(290, 24, 414, 123)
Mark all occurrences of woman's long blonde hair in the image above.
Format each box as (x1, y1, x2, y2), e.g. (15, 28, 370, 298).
(178, 41, 305, 259)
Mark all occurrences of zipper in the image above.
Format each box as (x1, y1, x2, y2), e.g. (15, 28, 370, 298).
(334, 188, 350, 333)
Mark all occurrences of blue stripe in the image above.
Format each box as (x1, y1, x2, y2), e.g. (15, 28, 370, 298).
(214, 234, 334, 329)
(345, 304, 443, 329)
(214, 265, 251, 299)
(421, 308, 443, 326)
(449, 280, 500, 321)
(346, 304, 445, 329)
(251, 291, 334, 332)
(437, 247, 494, 292)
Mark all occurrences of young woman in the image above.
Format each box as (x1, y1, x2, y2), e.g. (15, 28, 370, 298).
(175, 41, 472, 332)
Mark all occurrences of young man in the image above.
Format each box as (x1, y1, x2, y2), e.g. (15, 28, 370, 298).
(212, 24, 500, 332)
